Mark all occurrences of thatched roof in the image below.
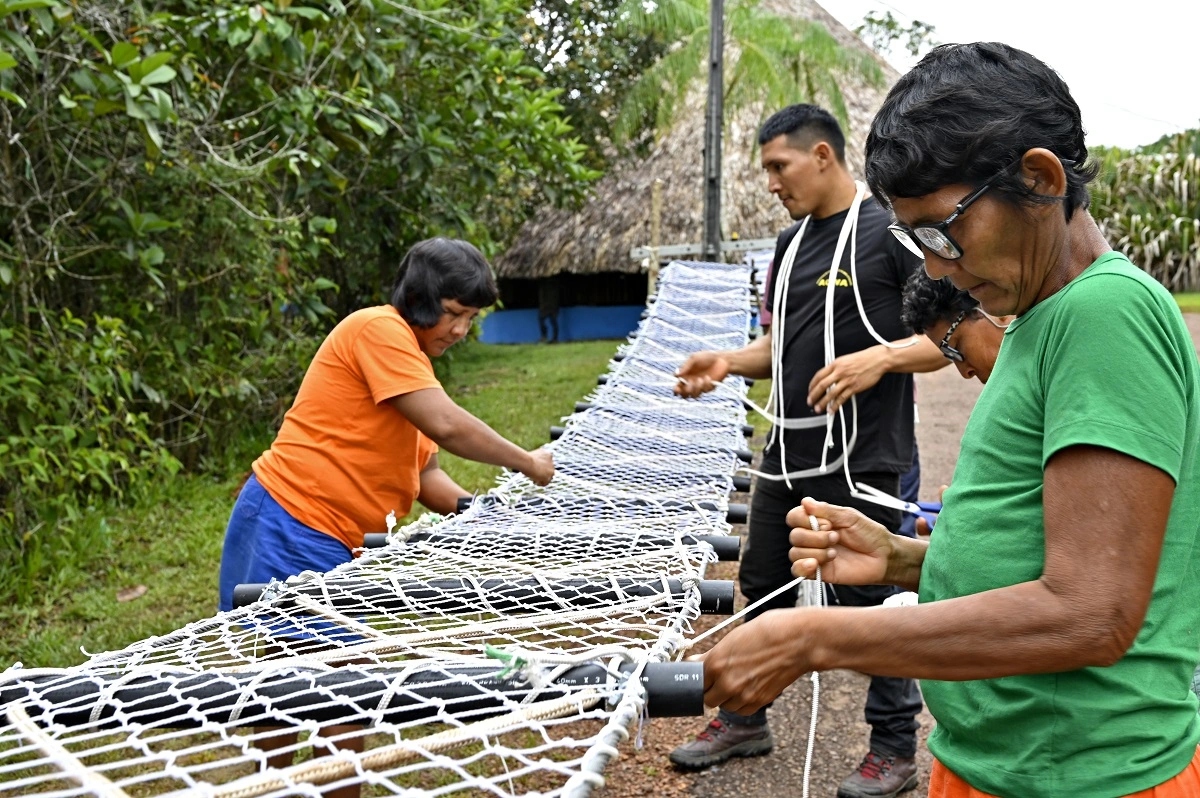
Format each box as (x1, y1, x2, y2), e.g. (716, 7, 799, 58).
(495, 0, 900, 279)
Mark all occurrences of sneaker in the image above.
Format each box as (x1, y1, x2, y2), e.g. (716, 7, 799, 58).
(668, 718, 774, 769)
(837, 751, 919, 798)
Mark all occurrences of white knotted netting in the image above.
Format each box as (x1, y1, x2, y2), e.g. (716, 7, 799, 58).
(0, 259, 757, 797)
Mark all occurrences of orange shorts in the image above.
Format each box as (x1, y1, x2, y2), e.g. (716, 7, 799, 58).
(929, 746, 1200, 798)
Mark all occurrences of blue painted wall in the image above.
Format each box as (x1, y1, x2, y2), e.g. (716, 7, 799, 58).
(479, 306, 643, 344)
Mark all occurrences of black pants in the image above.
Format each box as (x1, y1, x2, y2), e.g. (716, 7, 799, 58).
(718, 470, 922, 758)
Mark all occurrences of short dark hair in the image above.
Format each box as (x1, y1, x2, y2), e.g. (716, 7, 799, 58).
(758, 104, 846, 162)
(389, 238, 498, 328)
(901, 269, 979, 334)
(865, 42, 1100, 221)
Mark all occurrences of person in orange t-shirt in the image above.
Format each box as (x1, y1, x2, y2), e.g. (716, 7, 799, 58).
(218, 238, 554, 612)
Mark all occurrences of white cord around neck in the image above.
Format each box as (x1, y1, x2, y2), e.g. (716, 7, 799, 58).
(747, 182, 921, 514)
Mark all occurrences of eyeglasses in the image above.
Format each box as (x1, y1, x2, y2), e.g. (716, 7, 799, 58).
(888, 179, 997, 261)
(939, 310, 967, 362)
(888, 157, 1075, 260)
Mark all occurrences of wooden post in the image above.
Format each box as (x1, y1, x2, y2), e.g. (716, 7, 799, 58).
(701, 0, 724, 262)
(648, 178, 663, 296)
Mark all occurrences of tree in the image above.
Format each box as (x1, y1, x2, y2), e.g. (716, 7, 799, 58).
(520, 0, 668, 170)
(854, 10, 938, 61)
(0, 0, 598, 581)
(610, 0, 884, 144)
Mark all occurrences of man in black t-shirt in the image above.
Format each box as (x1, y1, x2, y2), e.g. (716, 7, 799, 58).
(669, 105, 947, 798)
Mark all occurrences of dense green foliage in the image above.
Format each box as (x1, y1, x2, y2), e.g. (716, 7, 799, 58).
(1091, 130, 1200, 291)
(0, 0, 598, 586)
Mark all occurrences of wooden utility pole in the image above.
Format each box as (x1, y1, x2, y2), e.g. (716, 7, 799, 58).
(701, 0, 724, 262)
(648, 178, 663, 296)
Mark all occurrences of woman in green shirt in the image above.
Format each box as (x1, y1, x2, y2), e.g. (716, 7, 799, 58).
(696, 42, 1200, 798)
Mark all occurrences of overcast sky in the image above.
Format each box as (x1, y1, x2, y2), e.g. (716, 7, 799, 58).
(817, 0, 1200, 149)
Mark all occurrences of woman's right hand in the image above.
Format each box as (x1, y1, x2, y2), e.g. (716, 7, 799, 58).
(522, 448, 555, 486)
(674, 351, 730, 398)
(786, 497, 897, 585)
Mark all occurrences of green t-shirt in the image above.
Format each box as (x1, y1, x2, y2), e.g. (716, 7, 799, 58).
(919, 252, 1200, 798)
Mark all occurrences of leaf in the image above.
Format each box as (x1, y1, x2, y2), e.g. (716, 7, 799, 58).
(284, 6, 329, 20)
(57, 93, 77, 109)
(124, 92, 148, 119)
(116, 584, 148, 603)
(3, 0, 57, 11)
(111, 42, 139, 69)
(140, 119, 162, 159)
(137, 51, 174, 77)
(0, 31, 37, 68)
(0, 89, 25, 108)
(0, 265, 11, 285)
(0, 50, 16, 71)
(139, 65, 176, 86)
(351, 112, 385, 136)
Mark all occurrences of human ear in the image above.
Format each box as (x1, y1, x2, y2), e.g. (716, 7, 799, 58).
(1019, 147, 1067, 199)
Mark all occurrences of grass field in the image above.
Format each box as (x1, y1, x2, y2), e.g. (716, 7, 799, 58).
(0, 339, 625, 669)
(1176, 293, 1200, 313)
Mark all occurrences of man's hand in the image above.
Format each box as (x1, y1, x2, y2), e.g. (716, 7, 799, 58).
(786, 497, 898, 585)
(807, 345, 890, 413)
(674, 351, 731, 398)
(521, 448, 555, 486)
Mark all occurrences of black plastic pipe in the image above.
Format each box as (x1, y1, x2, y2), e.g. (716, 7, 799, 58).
(0, 661, 705, 730)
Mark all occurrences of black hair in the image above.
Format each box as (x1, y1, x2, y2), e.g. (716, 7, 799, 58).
(389, 238, 498, 328)
(758, 104, 846, 163)
(901, 269, 980, 334)
(865, 42, 1100, 221)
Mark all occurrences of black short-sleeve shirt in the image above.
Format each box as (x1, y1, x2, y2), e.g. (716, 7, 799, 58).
(761, 196, 923, 475)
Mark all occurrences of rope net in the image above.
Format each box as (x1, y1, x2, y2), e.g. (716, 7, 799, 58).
(0, 260, 756, 797)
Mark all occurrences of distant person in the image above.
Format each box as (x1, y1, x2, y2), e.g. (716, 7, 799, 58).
(538, 275, 561, 343)
(900, 270, 1005, 385)
(672, 103, 947, 798)
(219, 237, 554, 612)
(697, 42, 1200, 798)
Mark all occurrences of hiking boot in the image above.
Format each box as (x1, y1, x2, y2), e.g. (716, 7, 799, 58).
(668, 717, 774, 769)
(837, 750, 919, 798)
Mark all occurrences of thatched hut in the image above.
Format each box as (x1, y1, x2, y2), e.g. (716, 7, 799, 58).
(481, 0, 899, 344)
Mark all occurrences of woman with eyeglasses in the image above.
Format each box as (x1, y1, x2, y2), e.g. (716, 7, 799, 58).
(695, 43, 1200, 798)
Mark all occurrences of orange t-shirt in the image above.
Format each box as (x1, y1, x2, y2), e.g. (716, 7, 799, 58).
(253, 306, 440, 550)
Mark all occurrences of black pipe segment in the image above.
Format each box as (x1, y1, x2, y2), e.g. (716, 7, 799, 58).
(234, 578, 735, 616)
(362, 530, 740, 562)
(613, 353, 626, 362)
(597, 375, 609, 385)
(736, 449, 753, 463)
(741, 424, 754, 438)
(639, 310, 650, 320)
(574, 402, 592, 412)
(0, 661, 705, 731)
(744, 377, 755, 387)
(550, 425, 565, 440)
(732, 474, 751, 491)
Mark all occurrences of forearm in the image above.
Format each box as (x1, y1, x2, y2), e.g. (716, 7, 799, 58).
(433, 406, 532, 474)
(721, 332, 773, 379)
(801, 579, 1123, 680)
(418, 467, 470, 515)
(879, 334, 947, 373)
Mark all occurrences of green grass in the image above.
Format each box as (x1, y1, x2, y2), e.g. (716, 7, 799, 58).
(1175, 293, 1200, 313)
(0, 339, 620, 669)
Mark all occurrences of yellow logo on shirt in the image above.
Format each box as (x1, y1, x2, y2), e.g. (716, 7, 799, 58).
(816, 269, 853, 287)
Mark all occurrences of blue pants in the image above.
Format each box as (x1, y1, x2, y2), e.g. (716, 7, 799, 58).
(218, 474, 352, 612)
